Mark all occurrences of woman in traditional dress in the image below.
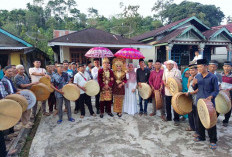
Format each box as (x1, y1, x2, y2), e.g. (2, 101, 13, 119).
(123, 63, 137, 115)
(112, 58, 127, 117)
(181, 68, 190, 121)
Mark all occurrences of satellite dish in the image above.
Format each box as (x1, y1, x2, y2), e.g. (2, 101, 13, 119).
(110, 25, 134, 37)
(26, 30, 47, 47)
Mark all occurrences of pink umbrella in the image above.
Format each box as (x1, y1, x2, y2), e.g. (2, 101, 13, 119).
(85, 47, 114, 58)
(114, 48, 145, 59)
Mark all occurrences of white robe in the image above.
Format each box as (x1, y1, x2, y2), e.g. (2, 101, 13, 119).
(123, 73, 138, 115)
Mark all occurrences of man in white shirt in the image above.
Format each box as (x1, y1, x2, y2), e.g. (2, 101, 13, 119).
(29, 58, 50, 117)
(74, 64, 96, 118)
(91, 58, 101, 114)
(162, 60, 182, 125)
(192, 51, 203, 63)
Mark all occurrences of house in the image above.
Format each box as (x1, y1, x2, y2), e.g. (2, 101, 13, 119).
(48, 28, 151, 64)
(132, 16, 232, 65)
(0, 27, 49, 73)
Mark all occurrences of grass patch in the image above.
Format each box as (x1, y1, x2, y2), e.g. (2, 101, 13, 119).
(19, 110, 42, 157)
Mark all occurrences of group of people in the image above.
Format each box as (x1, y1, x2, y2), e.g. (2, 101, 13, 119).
(0, 51, 231, 156)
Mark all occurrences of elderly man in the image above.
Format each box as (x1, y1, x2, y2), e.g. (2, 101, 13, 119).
(15, 64, 38, 128)
(192, 59, 219, 149)
(162, 60, 182, 125)
(29, 58, 49, 117)
(221, 61, 232, 127)
(192, 51, 203, 63)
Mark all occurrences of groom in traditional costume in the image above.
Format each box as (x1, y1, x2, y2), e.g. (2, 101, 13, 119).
(98, 58, 114, 118)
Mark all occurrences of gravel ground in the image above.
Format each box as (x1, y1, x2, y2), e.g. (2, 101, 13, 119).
(29, 101, 232, 157)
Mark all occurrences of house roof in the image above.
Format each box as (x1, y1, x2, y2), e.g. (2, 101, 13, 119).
(212, 23, 232, 33)
(203, 27, 232, 41)
(131, 16, 210, 42)
(0, 28, 33, 47)
(155, 25, 206, 45)
(49, 28, 144, 46)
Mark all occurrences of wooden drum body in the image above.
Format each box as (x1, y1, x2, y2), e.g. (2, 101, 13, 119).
(167, 77, 182, 96)
(62, 84, 80, 101)
(197, 99, 217, 129)
(84, 80, 100, 96)
(31, 83, 50, 101)
(138, 83, 152, 100)
(171, 92, 192, 115)
(215, 90, 231, 114)
(154, 90, 163, 110)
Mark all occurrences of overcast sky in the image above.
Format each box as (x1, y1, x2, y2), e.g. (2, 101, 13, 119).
(1, 0, 231, 21)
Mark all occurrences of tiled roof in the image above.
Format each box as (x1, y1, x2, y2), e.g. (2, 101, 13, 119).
(49, 28, 143, 45)
(212, 23, 232, 33)
(202, 29, 219, 39)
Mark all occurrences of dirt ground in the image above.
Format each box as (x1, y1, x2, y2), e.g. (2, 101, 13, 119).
(29, 102, 232, 157)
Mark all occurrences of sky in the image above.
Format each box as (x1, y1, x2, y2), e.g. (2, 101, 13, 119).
(1, 0, 231, 21)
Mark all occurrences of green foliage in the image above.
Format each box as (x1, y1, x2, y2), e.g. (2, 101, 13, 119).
(155, 1, 225, 27)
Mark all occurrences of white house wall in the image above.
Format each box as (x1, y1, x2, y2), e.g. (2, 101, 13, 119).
(211, 47, 227, 63)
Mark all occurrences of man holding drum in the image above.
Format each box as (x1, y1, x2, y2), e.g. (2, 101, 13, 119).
(15, 64, 38, 128)
(221, 61, 232, 127)
(192, 59, 219, 149)
(51, 64, 75, 124)
(29, 58, 49, 117)
(137, 58, 150, 116)
(74, 64, 96, 118)
(149, 60, 165, 120)
(162, 60, 181, 125)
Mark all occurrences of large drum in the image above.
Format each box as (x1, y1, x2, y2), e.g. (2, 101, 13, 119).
(31, 83, 50, 101)
(167, 77, 182, 96)
(84, 80, 100, 96)
(0, 99, 22, 131)
(197, 99, 217, 129)
(62, 84, 80, 101)
(138, 83, 152, 99)
(39, 76, 54, 92)
(5, 94, 28, 112)
(171, 92, 192, 115)
(18, 90, 37, 110)
(154, 90, 163, 110)
(215, 90, 231, 114)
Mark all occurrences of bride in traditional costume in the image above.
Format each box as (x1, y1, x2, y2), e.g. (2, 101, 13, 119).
(112, 58, 127, 117)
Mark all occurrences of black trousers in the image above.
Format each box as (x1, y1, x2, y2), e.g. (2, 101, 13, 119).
(196, 108, 217, 143)
(0, 131, 6, 157)
(223, 109, 232, 124)
(95, 92, 100, 111)
(74, 99, 80, 111)
(165, 96, 179, 121)
(188, 105, 198, 133)
(79, 93, 94, 116)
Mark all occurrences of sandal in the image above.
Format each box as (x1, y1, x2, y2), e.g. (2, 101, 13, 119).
(80, 115, 84, 118)
(185, 127, 193, 131)
(68, 118, 75, 122)
(193, 137, 201, 142)
(193, 133, 199, 138)
(57, 120, 63, 124)
(209, 143, 217, 150)
(43, 112, 50, 116)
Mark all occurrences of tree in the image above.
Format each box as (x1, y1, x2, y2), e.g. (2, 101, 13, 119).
(158, 1, 225, 27)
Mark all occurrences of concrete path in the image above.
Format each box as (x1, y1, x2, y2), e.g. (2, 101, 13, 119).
(29, 102, 232, 157)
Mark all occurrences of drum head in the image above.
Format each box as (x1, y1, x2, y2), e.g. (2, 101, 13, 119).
(215, 90, 231, 114)
(39, 76, 54, 93)
(84, 80, 100, 96)
(171, 92, 192, 115)
(5, 94, 28, 112)
(0, 99, 22, 131)
(197, 99, 217, 129)
(167, 77, 182, 96)
(62, 84, 80, 101)
(31, 83, 50, 101)
(138, 83, 152, 99)
(18, 90, 36, 109)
